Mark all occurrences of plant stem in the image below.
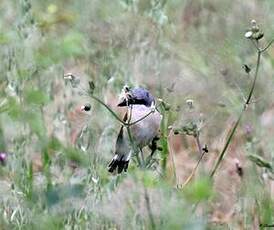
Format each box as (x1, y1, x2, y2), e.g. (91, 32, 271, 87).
(90, 94, 126, 125)
(89, 93, 161, 127)
(167, 131, 178, 185)
(128, 110, 154, 126)
(210, 110, 243, 177)
(210, 42, 265, 178)
(144, 187, 156, 230)
(245, 51, 261, 106)
(260, 39, 274, 53)
(195, 132, 203, 156)
(160, 107, 169, 175)
(179, 134, 206, 188)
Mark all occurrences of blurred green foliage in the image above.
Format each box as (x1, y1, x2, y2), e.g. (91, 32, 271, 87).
(0, 0, 274, 229)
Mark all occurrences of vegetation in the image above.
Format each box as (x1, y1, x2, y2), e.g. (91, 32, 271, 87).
(0, 0, 274, 229)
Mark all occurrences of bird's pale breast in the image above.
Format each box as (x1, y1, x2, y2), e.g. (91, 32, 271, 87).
(128, 105, 162, 147)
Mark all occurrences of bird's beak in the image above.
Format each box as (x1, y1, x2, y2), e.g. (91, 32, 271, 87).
(117, 91, 136, 106)
(117, 97, 128, 106)
(117, 95, 137, 107)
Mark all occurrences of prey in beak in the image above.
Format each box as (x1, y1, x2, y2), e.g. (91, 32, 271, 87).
(117, 86, 134, 107)
(117, 94, 135, 106)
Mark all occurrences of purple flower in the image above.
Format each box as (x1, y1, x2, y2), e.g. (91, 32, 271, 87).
(0, 152, 7, 165)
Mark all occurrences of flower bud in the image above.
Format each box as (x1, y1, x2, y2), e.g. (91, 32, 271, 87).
(0, 153, 7, 165)
(186, 99, 194, 109)
(251, 19, 257, 26)
(173, 129, 180, 135)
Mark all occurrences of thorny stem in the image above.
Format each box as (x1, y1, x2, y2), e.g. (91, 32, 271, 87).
(210, 39, 272, 178)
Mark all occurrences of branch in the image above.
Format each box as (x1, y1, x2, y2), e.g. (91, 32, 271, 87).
(128, 110, 154, 126)
(179, 134, 206, 188)
(260, 39, 274, 53)
(89, 94, 126, 125)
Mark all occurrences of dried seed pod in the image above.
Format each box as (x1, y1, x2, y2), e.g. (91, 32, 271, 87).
(242, 64, 251, 74)
(245, 31, 253, 39)
(254, 32, 264, 40)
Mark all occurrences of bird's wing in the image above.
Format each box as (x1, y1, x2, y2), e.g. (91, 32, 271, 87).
(108, 112, 131, 173)
(115, 112, 130, 155)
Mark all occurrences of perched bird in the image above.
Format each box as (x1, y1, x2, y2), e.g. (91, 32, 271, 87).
(108, 87, 162, 173)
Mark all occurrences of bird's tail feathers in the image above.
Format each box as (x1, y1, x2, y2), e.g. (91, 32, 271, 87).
(108, 153, 131, 173)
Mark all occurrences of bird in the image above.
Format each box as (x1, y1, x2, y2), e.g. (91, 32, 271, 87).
(108, 87, 162, 173)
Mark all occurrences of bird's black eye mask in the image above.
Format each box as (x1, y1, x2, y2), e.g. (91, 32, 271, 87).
(117, 95, 147, 107)
(117, 87, 154, 107)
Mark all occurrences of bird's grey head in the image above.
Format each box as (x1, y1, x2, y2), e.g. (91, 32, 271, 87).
(117, 87, 155, 107)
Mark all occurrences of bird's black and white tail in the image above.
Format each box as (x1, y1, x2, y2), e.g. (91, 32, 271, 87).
(108, 154, 130, 173)
(108, 121, 131, 174)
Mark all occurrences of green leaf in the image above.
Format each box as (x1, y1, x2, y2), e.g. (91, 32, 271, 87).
(60, 32, 85, 57)
(0, 33, 9, 44)
(47, 137, 63, 153)
(184, 177, 213, 202)
(23, 110, 46, 139)
(64, 147, 89, 167)
(248, 154, 272, 170)
(6, 98, 22, 119)
(24, 89, 50, 106)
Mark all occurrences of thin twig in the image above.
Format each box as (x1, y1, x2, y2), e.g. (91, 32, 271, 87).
(209, 38, 269, 178)
(195, 132, 203, 156)
(179, 134, 206, 188)
(180, 151, 206, 189)
(210, 110, 244, 177)
(89, 94, 126, 125)
(125, 105, 142, 166)
(252, 40, 260, 52)
(245, 51, 261, 107)
(260, 39, 274, 52)
(167, 131, 178, 185)
(90, 92, 160, 128)
(128, 110, 154, 126)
